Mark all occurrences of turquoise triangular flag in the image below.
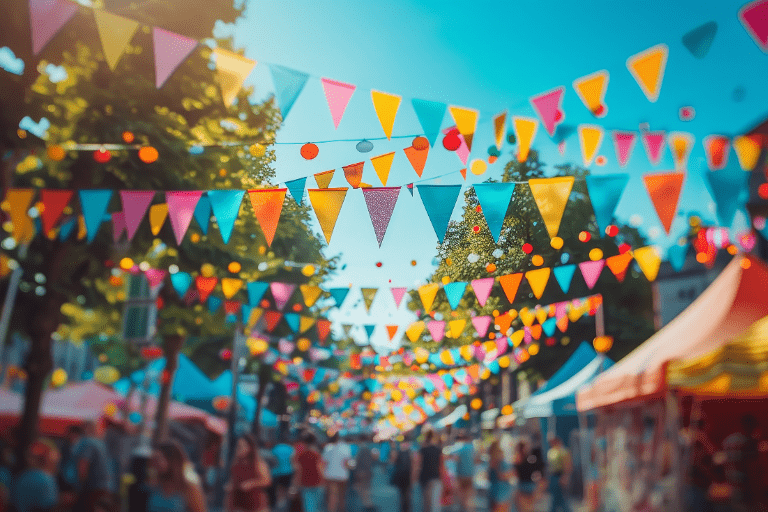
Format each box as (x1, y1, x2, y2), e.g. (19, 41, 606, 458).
(207, 190, 245, 244)
(411, 98, 447, 147)
(241, 304, 252, 324)
(667, 244, 688, 272)
(585, 174, 629, 237)
(285, 177, 307, 205)
(193, 193, 211, 235)
(208, 295, 222, 314)
(59, 217, 76, 240)
(488, 360, 500, 374)
(542, 317, 557, 337)
(406, 184, 414, 197)
(553, 264, 577, 293)
(417, 184, 462, 243)
(78, 190, 113, 243)
(705, 167, 749, 227)
(269, 64, 309, 119)
(682, 21, 717, 59)
(443, 282, 467, 310)
(473, 182, 516, 242)
(284, 313, 300, 332)
(170, 272, 192, 298)
(329, 287, 350, 307)
(364, 324, 375, 340)
(247, 281, 269, 306)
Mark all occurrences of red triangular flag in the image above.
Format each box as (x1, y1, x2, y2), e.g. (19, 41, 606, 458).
(224, 300, 241, 315)
(643, 172, 685, 234)
(316, 319, 332, 344)
(40, 189, 73, 236)
(264, 310, 282, 332)
(343, 162, 364, 188)
(195, 276, 218, 303)
(605, 253, 634, 283)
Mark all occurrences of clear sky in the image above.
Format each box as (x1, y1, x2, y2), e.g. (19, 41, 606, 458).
(221, 0, 768, 350)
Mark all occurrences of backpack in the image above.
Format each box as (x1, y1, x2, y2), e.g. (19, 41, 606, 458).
(390, 447, 411, 487)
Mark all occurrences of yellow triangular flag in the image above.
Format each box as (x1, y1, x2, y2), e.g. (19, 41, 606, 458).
(314, 170, 335, 189)
(668, 132, 695, 170)
(733, 135, 761, 171)
(513, 117, 538, 162)
(361, 287, 378, 312)
(459, 345, 474, 362)
(371, 90, 401, 139)
(221, 278, 243, 299)
(93, 10, 140, 71)
(418, 283, 440, 313)
(246, 307, 264, 329)
(149, 203, 168, 236)
(528, 177, 575, 238)
(299, 285, 322, 308)
(510, 329, 525, 347)
(5, 189, 36, 244)
(307, 188, 348, 243)
(525, 268, 551, 299)
(633, 245, 661, 282)
(213, 48, 257, 107)
(299, 316, 315, 333)
(406, 321, 426, 343)
(626, 44, 668, 102)
(448, 319, 466, 339)
(573, 70, 609, 116)
(578, 125, 604, 167)
(519, 307, 536, 327)
(449, 106, 479, 150)
(371, 152, 396, 186)
(534, 307, 548, 325)
(493, 111, 507, 151)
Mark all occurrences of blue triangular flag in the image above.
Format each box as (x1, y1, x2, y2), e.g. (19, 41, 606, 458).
(667, 244, 688, 272)
(473, 182, 516, 242)
(207, 190, 245, 244)
(269, 64, 309, 119)
(542, 317, 557, 337)
(208, 295, 222, 314)
(78, 190, 113, 243)
(225, 314, 238, 324)
(193, 193, 211, 235)
(488, 360, 500, 374)
(170, 272, 192, 298)
(241, 304, 253, 324)
(247, 281, 269, 306)
(585, 174, 629, 236)
(682, 21, 717, 59)
(553, 264, 577, 293)
(442, 374, 453, 388)
(329, 287, 350, 307)
(284, 313, 300, 332)
(59, 217, 76, 240)
(705, 167, 749, 228)
(411, 98, 447, 147)
(364, 324, 376, 340)
(406, 184, 414, 197)
(443, 282, 467, 310)
(417, 184, 462, 243)
(285, 177, 307, 206)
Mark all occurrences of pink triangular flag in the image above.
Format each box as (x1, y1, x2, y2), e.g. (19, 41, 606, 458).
(470, 277, 494, 307)
(555, 302, 567, 319)
(444, 127, 470, 165)
(391, 287, 406, 308)
(112, 212, 126, 242)
(270, 282, 296, 311)
(152, 27, 198, 88)
(30, 0, 79, 55)
(165, 191, 203, 245)
(496, 336, 507, 355)
(530, 87, 565, 137)
(321, 78, 356, 129)
(145, 269, 167, 289)
(612, 131, 637, 168)
(361, 187, 400, 246)
(740, 0, 768, 52)
(120, 190, 155, 241)
(523, 327, 532, 345)
(471, 316, 492, 337)
(579, 260, 605, 290)
(642, 131, 666, 166)
(427, 320, 445, 343)
(474, 344, 485, 361)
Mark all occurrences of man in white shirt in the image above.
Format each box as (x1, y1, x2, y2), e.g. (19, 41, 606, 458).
(323, 432, 352, 512)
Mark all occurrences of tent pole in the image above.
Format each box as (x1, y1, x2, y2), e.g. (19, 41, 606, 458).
(577, 410, 591, 511)
(665, 391, 682, 512)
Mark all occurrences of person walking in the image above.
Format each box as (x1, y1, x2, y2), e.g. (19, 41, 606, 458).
(390, 437, 415, 512)
(322, 431, 352, 512)
(513, 441, 538, 512)
(10, 439, 59, 512)
(225, 434, 271, 512)
(354, 436, 375, 512)
(293, 432, 324, 512)
(487, 440, 513, 512)
(453, 431, 475, 512)
(147, 441, 207, 512)
(272, 436, 296, 511)
(546, 437, 572, 512)
(68, 422, 115, 512)
(415, 430, 442, 512)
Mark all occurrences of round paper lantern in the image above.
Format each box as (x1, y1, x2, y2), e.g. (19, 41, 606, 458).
(219, 348, 232, 361)
(486, 263, 496, 273)
(488, 155, 498, 164)
(51, 368, 67, 387)
(297, 337, 311, 352)
(212, 396, 230, 411)
(528, 343, 539, 356)
(249, 144, 266, 157)
(412, 137, 429, 151)
(300, 143, 319, 160)
(302, 264, 315, 276)
(593, 335, 613, 354)
(140, 346, 163, 360)
(501, 404, 513, 416)
(201, 263, 215, 278)
(578, 231, 592, 242)
(93, 148, 111, 163)
(94, 366, 120, 385)
(138, 146, 159, 163)
(550, 237, 564, 250)
(531, 255, 544, 266)
(228, 261, 241, 273)
(470, 398, 483, 410)
(589, 248, 603, 261)
(128, 412, 142, 424)
(122, 131, 135, 143)
(356, 139, 374, 153)
(470, 159, 487, 175)
(47, 145, 66, 161)
(522, 243, 533, 254)
(605, 225, 619, 237)
(442, 133, 461, 151)
(487, 145, 501, 157)
(506, 131, 516, 144)
(119, 258, 134, 271)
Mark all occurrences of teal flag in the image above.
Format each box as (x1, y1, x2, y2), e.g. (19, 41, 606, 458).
(473, 182, 516, 242)
(285, 177, 307, 205)
(667, 244, 688, 272)
(78, 190, 112, 243)
(247, 281, 269, 306)
(284, 313, 300, 332)
(417, 184, 462, 243)
(329, 287, 350, 307)
(170, 272, 192, 298)
(269, 64, 309, 119)
(443, 282, 467, 310)
(411, 98, 447, 146)
(364, 324, 376, 339)
(208, 190, 245, 244)
(208, 296, 222, 314)
(705, 167, 749, 227)
(553, 264, 577, 293)
(585, 174, 629, 236)
(193, 193, 211, 234)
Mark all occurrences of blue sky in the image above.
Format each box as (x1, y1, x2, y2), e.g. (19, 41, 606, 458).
(219, 0, 768, 350)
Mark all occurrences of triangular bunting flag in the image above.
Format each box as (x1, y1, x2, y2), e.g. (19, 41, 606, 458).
(626, 44, 668, 102)
(329, 287, 351, 307)
(605, 252, 634, 283)
(40, 189, 73, 236)
(448, 319, 466, 339)
(363, 324, 376, 340)
(314, 170, 335, 189)
(471, 316, 492, 337)
(703, 135, 730, 171)
(386, 325, 399, 341)
(299, 285, 322, 308)
(411, 99, 447, 147)
(542, 317, 557, 337)
(5, 189, 36, 244)
(633, 246, 662, 281)
(152, 27, 198, 88)
(343, 162, 366, 189)
(144, 269, 166, 290)
(370, 152, 395, 186)
(418, 283, 440, 313)
(170, 272, 192, 298)
(705, 167, 750, 227)
(585, 174, 630, 236)
(78, 190, 112, 243)
(427, 320, 446, 343)
(556, 315, 569, 333)
(270, 282, 296, 311)
(195, 276, 217, 303)
(498, 273, 523, 303)
(307, 188, 348, 243)
(525, 268, 551, 299)
(406, 183, 414, 196)
(247, 281, 269, 306)
(682, 21, 718, 59)
(668, 244, 688, 272)
(612, 131, 637, 168)
(208, 190, 245, 244)
(643, 172, 684, 234)
(316, 319, 332, 344)
(403, 145, 429, 177)
(285, 314, 301, 333)
(391, 287, 407, 308)
(269, 64, 309, 119)
(30, 0, 79, 55)
(193, 194, 211, 235)
(119, 190, 154, 241)
(529, 87, 565, 137)
(579, 260, 604, 290)
(471, 278, 494, 307)
(668, 132, 695, 170)
(552, 264, 577, 294)
(361, 288, 378, 312)
(263, 311, 282, 332)
(212, 48, 257, 107)
(248, 188, 286, 247)
(112, 212, 125, 242)
(285, 177, 306, 206)
(528, 177, 574, 239)
(739, 0, 768, 52)
(513, 117, 538, 162)
(416, 184, 462, 244)
(149, 203, 168, 236)
(321, 78, 356, 129)
(448, 106, 479, 150)
(578, 125, 604, 167)
(221, 278, 243, 299)
(299, 316, 315, 333)
(495, 312, 514, 335)
(473, 182, 515, 242)
(443, 282, 467, 310)
(371, 90, 401, 139)
(165, 191, 202, 245)
(208, 296, 222, 314)
(573, 70, 609, 117)
(362, 187, 400, 247)
(733, 135, 762, 171)
(642, 131, 666, 166)
(93, 10, 139, 71)
(406, 321, 425, 343)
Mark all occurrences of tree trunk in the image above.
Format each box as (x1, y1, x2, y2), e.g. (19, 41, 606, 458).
(152, 334, 184, 445)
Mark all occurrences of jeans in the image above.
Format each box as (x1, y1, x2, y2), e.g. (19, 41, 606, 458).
(397, 485, 412, 512)
(548, 475, 571, 512)
(302, 486, 324, 512)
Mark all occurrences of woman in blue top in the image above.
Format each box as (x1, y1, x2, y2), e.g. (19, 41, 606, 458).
(488, 440, 513, 512)
(147, 441, 207, 512)
(11, 440, 60, 512)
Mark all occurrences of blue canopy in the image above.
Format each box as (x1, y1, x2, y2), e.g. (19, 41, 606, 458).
(211, 371, 277, 427)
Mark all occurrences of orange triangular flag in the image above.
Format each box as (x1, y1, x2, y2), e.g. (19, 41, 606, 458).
(299, 285, 322, 308)
(195, 276, 218, 303)
(6, 189, 36, 243)
(605, 253, 634, 283)
(495, 312, 514, 335)
(307, 188, 348, 243)
(643, 172, 685, 234)
(449, 106, 479, 150)
(371, 90, 401, 139)
(556, 316, 569, 332)
(386, 325, 399, 341)
(668, 132, 695, 170)
(460, 168, 467, 180)
(212, 48, 257, 107)
(493, 111, 507, 150)
(343, 162, 364, 188)
(314, 170, 335, 189)
(149, 203, 168, 236)
(403, 146, 429, 177)
(264, 310, 282, 332)
(626, 44, 668, 102)
(248, 188, 286, 247)
(371, 152, 395, 186)
(498, 273, 523, 303)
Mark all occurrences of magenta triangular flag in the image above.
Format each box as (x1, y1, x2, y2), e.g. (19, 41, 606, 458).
(579, 260, 605, 290)
(321, 78, 356, 129)
(530, 87, 565, 137)
(740, 0, 768, 52)
(120, 190, 155, 241)
(470, 277, 494, 307)
(165, 191, 203, 245)
(642, 131, 666, 166)
(361, 187, 400, 247)
(555, 302, 567, 319)
(270, 282, 296, 311)
(612, 131, 636, 168)
(427, 320, 445, 343)
(471, 316, 492, 338)
(112, 212, 126, 242)
(152, 27, 198, 88)
(30, 0, 79, 55)
(391, 287, 406, 308)
(145, 269, 167, 289)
